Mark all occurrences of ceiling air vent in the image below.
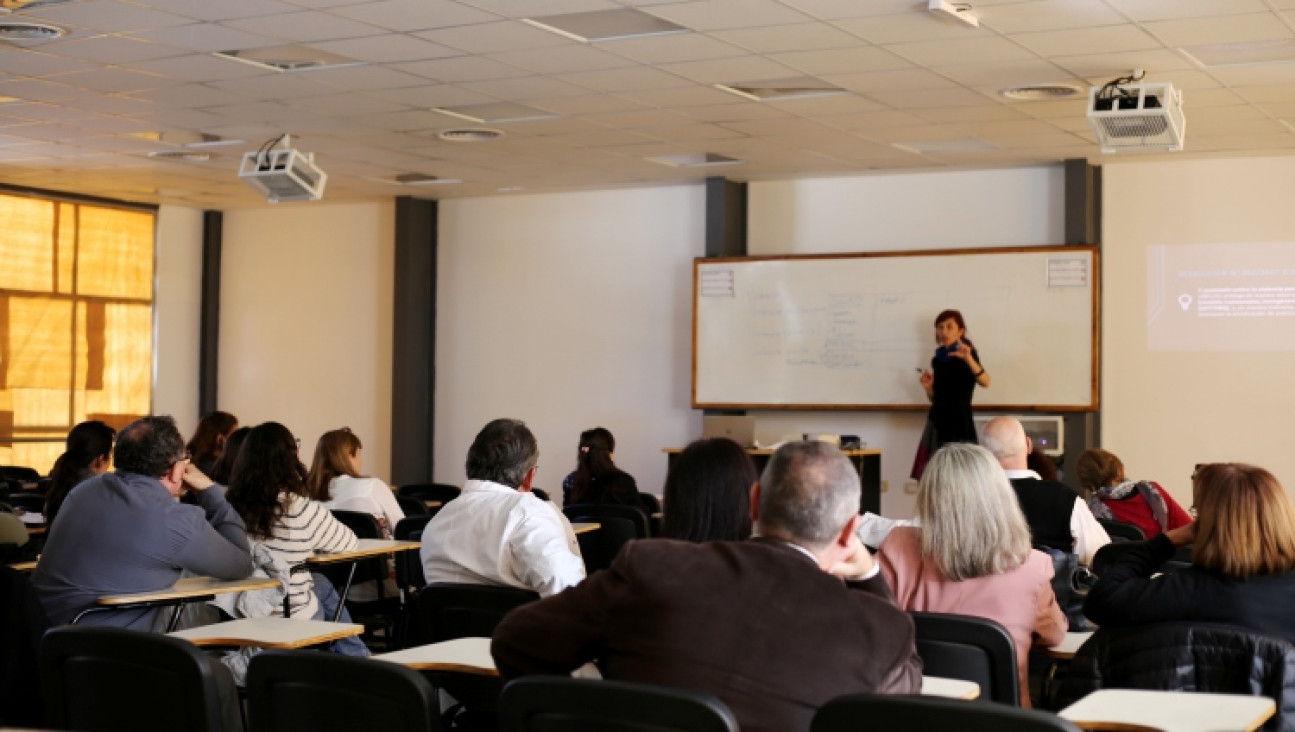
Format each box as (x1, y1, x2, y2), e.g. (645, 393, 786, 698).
(0, 21, 66, 41)
(437, 128, 504, 143)
(646, 152, 744, 168)
(1000, 84, 1081, 101)
(147, 150, 213, 162)
(213, 45, 363, 73)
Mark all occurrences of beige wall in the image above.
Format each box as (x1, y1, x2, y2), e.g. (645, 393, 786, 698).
(154, 205, 204, 436)
(218, 201, 395, 482)
(1103, 155, 1295, 504)
(435, 185, 706, 498)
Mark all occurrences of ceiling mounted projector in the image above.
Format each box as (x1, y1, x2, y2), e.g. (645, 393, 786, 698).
(238, 134, 327, 203)
(1087, 78, 1185, 153)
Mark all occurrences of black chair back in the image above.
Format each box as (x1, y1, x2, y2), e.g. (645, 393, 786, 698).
(909, 611, 1019, 706)
(324, 510, 386, 589)
(0, 566, 50, 729)
(394, 515, 433, 591)
(416, 582, 539, 643)
(6, 493, 45, 513)
(41, 626, 225, 732)
(1098, 519, 1147, 543)
(564, 504, 649, 574)
(247, 649, 442, 732)
(638, 493, 663, 536)
(812, 694, 1082, 732)
(499, 677, 738, 732)
(0, 466, 41, 484)
(396, 494, 430, 517)
(398, 483, 462, 506)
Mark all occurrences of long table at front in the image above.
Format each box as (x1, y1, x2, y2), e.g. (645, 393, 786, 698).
(665, 447, 882, 515)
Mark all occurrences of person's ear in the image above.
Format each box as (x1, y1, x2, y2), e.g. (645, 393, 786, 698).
(1025, 436, 1033, 454)
(837, 514, 861, 548)
(518, 465, 537, 493)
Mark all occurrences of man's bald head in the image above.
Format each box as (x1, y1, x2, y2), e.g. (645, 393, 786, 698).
(980, 416, 1029, 471)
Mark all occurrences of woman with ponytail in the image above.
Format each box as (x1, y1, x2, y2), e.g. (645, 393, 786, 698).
(44, 421, 116, 529)
(563, 427, 641, 507)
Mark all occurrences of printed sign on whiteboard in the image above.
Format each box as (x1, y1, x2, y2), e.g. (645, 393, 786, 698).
(700, 267, 735, 298)
(1048, 257, 1089, 288)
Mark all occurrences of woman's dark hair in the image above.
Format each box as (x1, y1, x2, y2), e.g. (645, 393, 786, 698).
(1027, 445, 1059, 482)
(570, 427, 617, 504)
(662, 438, 756, 543)
(208, 426, 251, 486)
(44, 420, 116, 527)
(227, 422, 307, 539)
(934, 309, 975, 348)
(186, 411, 238, 471)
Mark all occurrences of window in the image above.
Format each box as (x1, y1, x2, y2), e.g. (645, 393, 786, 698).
(0, 191, 155, 474)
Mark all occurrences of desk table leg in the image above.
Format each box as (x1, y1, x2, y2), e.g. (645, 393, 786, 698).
(334, 563, 358, 622)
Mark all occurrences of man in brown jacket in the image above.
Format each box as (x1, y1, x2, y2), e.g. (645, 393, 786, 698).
(491, 440, 922, 732)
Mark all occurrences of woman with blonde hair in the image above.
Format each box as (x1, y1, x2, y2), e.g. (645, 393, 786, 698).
(879, 442, 1066, 703)
(1076, 448, 1192, 540)
(1085, 463, 1295, 640)
(306, 427, 404, 538)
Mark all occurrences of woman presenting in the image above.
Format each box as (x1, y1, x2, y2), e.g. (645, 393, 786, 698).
(911, 309, 990, 479)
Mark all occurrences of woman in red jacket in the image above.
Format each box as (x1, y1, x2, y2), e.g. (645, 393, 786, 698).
(1077, 448, 1192, 540)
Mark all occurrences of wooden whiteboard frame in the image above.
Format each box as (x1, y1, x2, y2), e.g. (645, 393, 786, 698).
(691, 245, 1100, 412)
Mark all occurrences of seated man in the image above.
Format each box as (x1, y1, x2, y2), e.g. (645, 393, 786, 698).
(32, 415, 254, 628)
(982, 416, 1110, 565)
(420, 418, 584, 597)
(492, 441, 921, 732)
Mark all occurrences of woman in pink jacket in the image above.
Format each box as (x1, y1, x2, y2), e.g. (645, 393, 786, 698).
(879, 442, 1067, 705)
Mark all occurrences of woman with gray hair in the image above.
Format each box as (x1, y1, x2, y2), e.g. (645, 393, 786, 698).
(877, 442, 1066, 705)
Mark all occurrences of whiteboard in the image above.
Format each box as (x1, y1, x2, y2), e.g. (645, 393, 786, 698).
(693, 246, 1098, 410)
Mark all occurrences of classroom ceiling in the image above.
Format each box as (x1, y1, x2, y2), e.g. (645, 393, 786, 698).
(1, 0, 1294, 208)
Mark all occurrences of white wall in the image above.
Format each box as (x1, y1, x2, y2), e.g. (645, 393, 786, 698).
(219, 201, 395, 481)
(436, 185, 705, 498)
(154, 205, 204, 435)
(1103, 156, 1295, 504)
(748, 166, 1067, 517)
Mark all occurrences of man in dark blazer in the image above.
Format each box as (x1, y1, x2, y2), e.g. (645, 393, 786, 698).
(982, 416, 1110, 565)
(491, 441, 922, 732)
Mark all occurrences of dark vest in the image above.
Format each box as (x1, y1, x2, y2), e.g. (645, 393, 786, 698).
(1009, 477, 1079, 553)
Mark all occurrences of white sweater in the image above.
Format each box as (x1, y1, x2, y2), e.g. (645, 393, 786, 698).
(261, 493, 357, 619)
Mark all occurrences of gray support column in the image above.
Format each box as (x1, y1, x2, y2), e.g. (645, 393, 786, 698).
(704, 177, 748, 417)
(1062, 159, 1102, 488)
(198, 211, 222, 417)
(390, 196, 438, 485)
(705, 176, 747, 259)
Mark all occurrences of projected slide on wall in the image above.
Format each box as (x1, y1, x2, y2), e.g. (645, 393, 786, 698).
(1148, 242, 1295, 351)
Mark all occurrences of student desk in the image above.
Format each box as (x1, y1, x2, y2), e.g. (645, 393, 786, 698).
(170, 617, 363, 649)
(377, 636, 984, 702)
(7, 560, 37, 572)
(375, 637, 498, 676)
(306, 538, 420, 620)
(81, 576, 281, 631)
(1059, 689, 1275, 731)
(1048, 631, 1095, 660)
(664, 448, 882, 515)
(571, 522, 600, 535)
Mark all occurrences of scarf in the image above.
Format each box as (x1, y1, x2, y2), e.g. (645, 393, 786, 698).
(1088, 479, 1171, 532)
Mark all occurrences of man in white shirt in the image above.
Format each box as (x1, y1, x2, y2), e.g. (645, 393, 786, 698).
(981, 416, 1110, 565)
(420, 418, 585, 596)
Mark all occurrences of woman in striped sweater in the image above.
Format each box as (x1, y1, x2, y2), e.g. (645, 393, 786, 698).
(228, 421, 367, 655)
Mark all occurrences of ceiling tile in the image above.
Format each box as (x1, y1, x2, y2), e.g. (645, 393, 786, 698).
(646, 0, 816, 30)
(393, 55, 528, 83)
(365, 84, 497, 108)
(130, 23, 286, 53)
(1208, 62, 1295, 86)
(40, 36, 184, 65)
(132, 0, 303, 22)
(308, 64, 430, 90)
(617, 84, 741, 108)
(558, 65, 692, 92)
(869, 86, 997, 108)
(0, 50, 96, 77)
(488, 44, 636, 75)
(453, 0, 619, 17)
(1107, 0, 1272, 22)
(128, 83, 249, 108)
(328, 0, 501, 31)
(222, 11, 389, 43)
(1049, 49, 1196, 79)
(600, 33, 749, 64)
(822, 68, 961, 93)
(711, 21, 861, 52)
(657, 55, 803, 84)
(887, 36, 1041, 67)
(124, 53, 267, 82)
(24, 1, 196, 32)
(52, 68, 173, 94)
(935, 59, 1078, 87)
(776, 0, 920, 21)
(208, 74, 347, 100)
(1011, 25, 1163, 56)
(1144, 12, 1292, 47)
(833, 13, 988, 45)
(770, 46, 914, 76)
(466, 75, 592, 100)
(675, 102, 796, 122)
(310, 34, 462, 63)
(980, 0, 1129, 34)
(527, 94, 646, 115)
(289, 91, 410, 115)
(414, 21, 569, 54)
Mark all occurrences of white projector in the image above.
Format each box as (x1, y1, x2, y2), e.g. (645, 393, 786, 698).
(1087, 81, 1185, 153)
(238, 146, 327, 203)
